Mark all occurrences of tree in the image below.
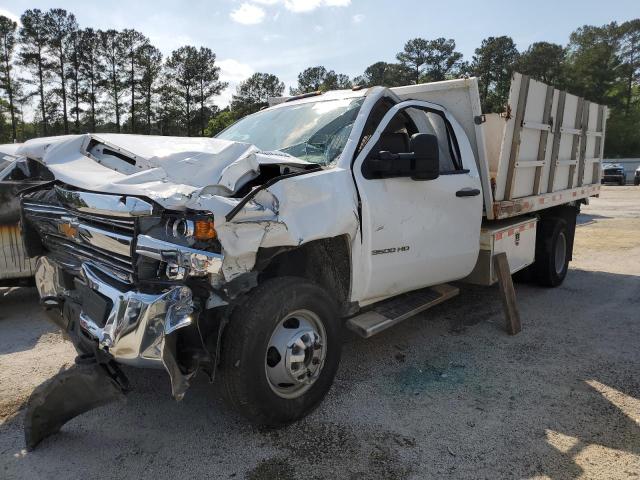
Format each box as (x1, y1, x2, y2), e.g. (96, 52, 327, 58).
(78, 28, 103, 132)
(43, 8, 77, 134)
(67, 27, 82, 131)
(164, 46, 198, 136)
(618, 19, 640, 114)
(206, 109, 236, 136)
(517, 42, 565, 85)
(19, 9, 52, 136)
(325, 72, 352, 90)
(471, 36, 520, 112)
(193, 47, 226, 136)
(0, 15, 18, 141)
(292, 66, 351, 94)
(354, 61, 414, 87)
(99, 29, 127, 132)
(231, 72, 284, 117)
(120, 29, 148, 133)
(293, 66, 328, 93)
(396, 38, 430, 84)
(422, 37, 463, 81)
(137, 43, 162, 134)
(563, 23, 620, 105)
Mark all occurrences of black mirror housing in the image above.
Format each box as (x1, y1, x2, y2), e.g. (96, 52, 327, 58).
(361, 133, 440, 181)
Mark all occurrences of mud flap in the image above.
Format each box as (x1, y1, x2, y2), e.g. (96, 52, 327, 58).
(24, 361, 129, 451)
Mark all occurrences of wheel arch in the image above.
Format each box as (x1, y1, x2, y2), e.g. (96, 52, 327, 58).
(254, 235, 353, 315)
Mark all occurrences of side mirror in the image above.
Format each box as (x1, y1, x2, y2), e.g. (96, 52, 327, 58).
(408, 133, 439, 181)
(362, 133, 440, 181)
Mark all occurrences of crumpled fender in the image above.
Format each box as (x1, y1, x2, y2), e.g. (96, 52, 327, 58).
(24, 361, 129, 451)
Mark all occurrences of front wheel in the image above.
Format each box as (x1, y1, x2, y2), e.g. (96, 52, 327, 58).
(220, 277, 341, 426)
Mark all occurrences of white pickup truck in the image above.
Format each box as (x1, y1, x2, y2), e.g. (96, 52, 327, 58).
(19, 73, 607, 448)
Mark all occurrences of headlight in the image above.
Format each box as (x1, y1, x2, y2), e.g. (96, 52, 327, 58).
(166, 217, 216, 244)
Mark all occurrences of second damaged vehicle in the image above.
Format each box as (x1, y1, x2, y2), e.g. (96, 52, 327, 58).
(20, 73, 607, 448)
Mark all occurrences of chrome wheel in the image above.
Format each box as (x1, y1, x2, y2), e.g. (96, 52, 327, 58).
(265, 309, 327, 399)
(554, 231, 567, 275)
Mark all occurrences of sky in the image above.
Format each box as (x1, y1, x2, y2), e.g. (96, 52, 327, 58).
(1, 0, 638, 108)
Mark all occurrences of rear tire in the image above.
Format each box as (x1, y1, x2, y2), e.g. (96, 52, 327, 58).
(220, 276, 341, 426)
(534, 218, 569, 287)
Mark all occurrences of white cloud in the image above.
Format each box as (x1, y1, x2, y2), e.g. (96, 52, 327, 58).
(247, 0, 351, 14)
(352, 13, 364, 24)
(230, 3, 266, 25)
(218, 59, 255, 83)
(0, 8, 21, 25)
(215, 58, 255, 108)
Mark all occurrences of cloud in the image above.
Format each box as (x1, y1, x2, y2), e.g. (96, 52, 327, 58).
(284, 0, 351, 12)
(248, 0, 351, 14)
(230, 3, 266, 25)
(0, 8, 21, 25)
(352, 13, 364, 24)
(218, 59, 255, 83)
(215, 58, 255, 107)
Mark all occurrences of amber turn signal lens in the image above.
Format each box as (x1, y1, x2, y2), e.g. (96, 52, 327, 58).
(194, 219, 216, 240)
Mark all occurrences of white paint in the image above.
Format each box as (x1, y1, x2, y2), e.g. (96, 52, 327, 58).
(17, 76, 604, 308)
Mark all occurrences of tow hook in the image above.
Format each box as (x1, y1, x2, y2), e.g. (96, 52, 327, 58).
(24, 356, 130, 451)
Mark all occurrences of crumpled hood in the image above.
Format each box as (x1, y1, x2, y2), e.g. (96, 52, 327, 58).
(17, 133, 312, 210)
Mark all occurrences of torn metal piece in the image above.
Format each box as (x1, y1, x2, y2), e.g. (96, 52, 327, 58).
(24, 362, 129, 451)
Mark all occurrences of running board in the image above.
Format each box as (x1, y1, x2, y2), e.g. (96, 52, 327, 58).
(346, 284, 459, 338)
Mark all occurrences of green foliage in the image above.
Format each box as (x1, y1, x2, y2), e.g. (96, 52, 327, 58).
(564, 23, 621, 105)
(396, 37, 463, 84)
(354, 61, 414, 87)
(471, 36, 520, 112)
(205, 109, 236, 137)
(517, 42, 565, 85)
(291, 66, 351, 94)
(231, 72, 284, 117)
(605, 106, 640, 157)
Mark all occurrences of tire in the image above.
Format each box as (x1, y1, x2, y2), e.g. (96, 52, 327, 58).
(620, 178, 625, 186)
(220, 276, 341, 426)
(534, 217, 569, 287)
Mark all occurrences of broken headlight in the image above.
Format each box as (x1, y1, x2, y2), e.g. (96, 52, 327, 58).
(166, 217, 217, 245)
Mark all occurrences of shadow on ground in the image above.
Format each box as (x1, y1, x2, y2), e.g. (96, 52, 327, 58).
(1, 268, 639, 479)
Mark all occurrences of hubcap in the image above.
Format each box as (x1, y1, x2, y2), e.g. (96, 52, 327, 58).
(265, 309, 327, 399)
(555, 231, 567, 275)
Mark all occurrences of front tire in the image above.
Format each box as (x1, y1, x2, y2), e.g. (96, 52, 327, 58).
(220, 276, 341, 426)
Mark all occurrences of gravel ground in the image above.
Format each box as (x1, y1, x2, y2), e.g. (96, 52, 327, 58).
(1, 186, 639, 479)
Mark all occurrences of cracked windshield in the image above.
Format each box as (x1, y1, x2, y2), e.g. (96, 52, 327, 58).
(217, 97, 364, 165)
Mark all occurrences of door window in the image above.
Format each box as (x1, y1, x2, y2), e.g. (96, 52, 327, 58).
(371, 106, 463, 174)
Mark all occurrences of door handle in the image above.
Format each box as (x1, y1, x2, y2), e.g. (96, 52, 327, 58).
(456, 188, 481, 197)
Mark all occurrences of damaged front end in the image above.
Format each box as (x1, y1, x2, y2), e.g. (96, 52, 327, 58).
(21, 184, 230, 448)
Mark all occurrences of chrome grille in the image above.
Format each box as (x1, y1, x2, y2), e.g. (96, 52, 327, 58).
(23, 200, 137, 282)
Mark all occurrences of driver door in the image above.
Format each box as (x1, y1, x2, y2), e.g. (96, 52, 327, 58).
(352, 100, 482, 303)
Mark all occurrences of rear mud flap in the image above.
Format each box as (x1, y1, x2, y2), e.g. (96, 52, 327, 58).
(24, 361, 129, 451)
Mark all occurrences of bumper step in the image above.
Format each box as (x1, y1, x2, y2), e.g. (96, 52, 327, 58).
(346, 284, 459, 338)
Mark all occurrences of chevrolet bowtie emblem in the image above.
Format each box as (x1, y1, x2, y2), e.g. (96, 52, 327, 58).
(58, 217, 79, 240)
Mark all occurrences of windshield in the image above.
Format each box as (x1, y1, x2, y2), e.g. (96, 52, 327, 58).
(217, 97, 365, 165)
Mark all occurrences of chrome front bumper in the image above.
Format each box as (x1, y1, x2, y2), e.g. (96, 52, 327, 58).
(35, 257, 200, 398)
(78, 263, 194, 367)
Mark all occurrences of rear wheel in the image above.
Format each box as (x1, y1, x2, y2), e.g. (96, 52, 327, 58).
(534, 217, 569, 287)
(220, 276, 341, 426)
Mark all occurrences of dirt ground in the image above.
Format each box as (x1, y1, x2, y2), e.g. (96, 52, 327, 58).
(1, 186, 639, 479)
